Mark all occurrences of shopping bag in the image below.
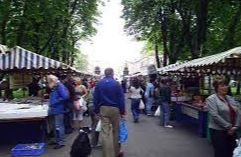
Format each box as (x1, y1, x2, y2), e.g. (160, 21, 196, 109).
(154, 106, 161, 116)
(119, 119, 128, 144)
(74, 97, 87, 111)
(95, 120, 101, 132)
(233, 139, 241, 157)
(139, 100, 145, 109)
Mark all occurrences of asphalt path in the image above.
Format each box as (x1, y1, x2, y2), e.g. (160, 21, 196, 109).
(0, 98, 213, 157)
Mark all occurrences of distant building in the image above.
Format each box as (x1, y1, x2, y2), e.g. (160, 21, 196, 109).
(125, 55, 163, 76)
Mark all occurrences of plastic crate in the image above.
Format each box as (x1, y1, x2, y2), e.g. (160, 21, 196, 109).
(11, 143, 45, 156)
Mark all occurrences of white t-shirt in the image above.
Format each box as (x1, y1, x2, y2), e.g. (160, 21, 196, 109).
(129, 86, 143, 99)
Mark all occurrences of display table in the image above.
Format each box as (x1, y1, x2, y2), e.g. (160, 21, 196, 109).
(0, 102, 49, 144)
(175, 102, 208, 138)
(171, 96, 191, 102)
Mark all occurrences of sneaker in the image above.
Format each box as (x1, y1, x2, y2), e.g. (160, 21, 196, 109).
(164, 125, 173, 128)
(53, 144, 65, 149)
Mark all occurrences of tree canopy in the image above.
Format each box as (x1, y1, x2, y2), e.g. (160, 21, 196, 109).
(122, 0, 241, 66)
(0, 0, 100, 69)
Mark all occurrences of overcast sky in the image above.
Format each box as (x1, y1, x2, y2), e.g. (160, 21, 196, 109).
(79, 0, 144, 74)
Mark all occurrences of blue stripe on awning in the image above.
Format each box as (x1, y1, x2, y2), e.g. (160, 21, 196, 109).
(8, 52, 11, 69)
(2, 54, 5, 70)
(36, 54, 40, 68)
(42, 56, 46, 69)
(24, 50, 28, 68)
(30, 52, 34, 68)
(48, 58, 51, 68)
(18, 48, 22, 68)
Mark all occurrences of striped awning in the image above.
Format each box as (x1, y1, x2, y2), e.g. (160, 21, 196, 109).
(159, 46, 241, 74)
(0, 46, 72, 71)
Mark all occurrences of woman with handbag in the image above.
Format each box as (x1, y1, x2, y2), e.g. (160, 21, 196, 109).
(129, 78, 143, 123)
(72, 77, 87, 130)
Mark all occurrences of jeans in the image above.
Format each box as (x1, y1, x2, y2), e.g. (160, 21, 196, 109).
(145, 97, 154, 115)
(160, 102, 170, 126)
(131, 98, 140, 121)
(54, 114, 65, 145)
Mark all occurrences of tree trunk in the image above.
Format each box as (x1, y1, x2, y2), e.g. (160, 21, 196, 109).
(192, 0, 209, 59)
(17, 1, 28, 46)
(158, 7, 169, 66)
(62, 0, 78, 64)
(155, 41, 161, 68)
(0, 1, 11, 45)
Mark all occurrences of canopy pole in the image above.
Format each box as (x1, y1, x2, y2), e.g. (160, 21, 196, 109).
(22, 73, 25, 97)
(208, 75, 212, 95)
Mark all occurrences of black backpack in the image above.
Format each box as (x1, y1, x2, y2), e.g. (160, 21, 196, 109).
(70, 130, 92, 157)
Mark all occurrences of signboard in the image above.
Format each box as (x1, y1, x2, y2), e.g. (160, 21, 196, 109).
(181, 105, 199, 119)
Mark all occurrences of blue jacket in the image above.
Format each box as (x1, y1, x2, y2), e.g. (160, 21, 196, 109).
(93, 76, 125, 114)
(49, 82, 69, 115)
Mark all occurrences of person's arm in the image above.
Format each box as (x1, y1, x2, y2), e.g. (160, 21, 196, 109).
(228, 96, 240, 128)
(80, 85, 87, 98)
(207, 97, 232, 129)
(117, 83, 125, 115)
(93, 84, 100, 114)
(51, 83, 69, 105)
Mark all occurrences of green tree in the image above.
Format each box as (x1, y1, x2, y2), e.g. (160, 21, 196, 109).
(0, 0, 100, 66)
(122, 0, 241, 66)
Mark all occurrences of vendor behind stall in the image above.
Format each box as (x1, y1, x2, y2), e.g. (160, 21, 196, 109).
(28, 77, 40, 96)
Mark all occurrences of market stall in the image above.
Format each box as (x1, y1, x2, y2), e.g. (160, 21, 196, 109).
(159, 46, 241, 138)
(0, 98, 49, 143)
(0, 45, 78, 144)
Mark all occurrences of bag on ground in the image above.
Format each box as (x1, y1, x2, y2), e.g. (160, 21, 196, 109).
(154, 106, 161, 116)
(70, 130, 91, 157)
(139, 100, 145, 109)
(119, 119, 128, 144)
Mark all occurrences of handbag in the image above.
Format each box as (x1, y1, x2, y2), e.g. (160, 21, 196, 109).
(139, 100, 145, 109)
(73, 97, 87, 111)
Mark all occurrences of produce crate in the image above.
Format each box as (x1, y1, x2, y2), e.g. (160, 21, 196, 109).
(11, 143, 45, 156)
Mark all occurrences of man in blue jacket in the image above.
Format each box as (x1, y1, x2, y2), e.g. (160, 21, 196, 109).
(94, 68, 125, 157)
(47, 75, 69, 149)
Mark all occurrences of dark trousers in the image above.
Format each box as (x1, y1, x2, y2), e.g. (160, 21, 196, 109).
(64, 109, 73, 133)
(89, 105, 99, 146)
(210, 128, 236, 157)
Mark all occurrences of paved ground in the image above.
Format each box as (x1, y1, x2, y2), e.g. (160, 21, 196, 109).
(0, 99, 214, 157)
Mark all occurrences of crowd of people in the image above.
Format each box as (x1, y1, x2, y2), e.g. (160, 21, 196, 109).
(127, 76, 173, 128)
(41, 69, 240, 157)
